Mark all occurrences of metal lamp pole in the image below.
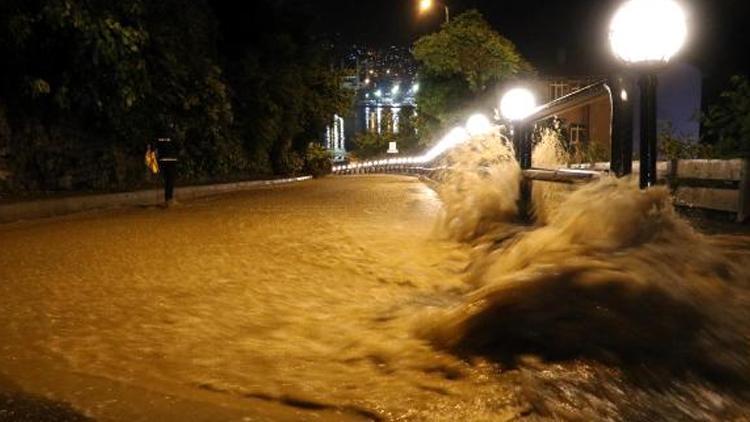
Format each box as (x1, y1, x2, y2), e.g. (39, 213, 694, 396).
(609, 0, 688, 189)
(639, 72, 658, 188)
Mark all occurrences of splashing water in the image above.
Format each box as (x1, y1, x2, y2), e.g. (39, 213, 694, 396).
(435, 132, 521, 243)
(426, 130, 750, 419)
(530, 130, 576, 224)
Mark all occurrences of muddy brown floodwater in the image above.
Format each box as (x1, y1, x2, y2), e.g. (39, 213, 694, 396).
(1, 173, 749, 421)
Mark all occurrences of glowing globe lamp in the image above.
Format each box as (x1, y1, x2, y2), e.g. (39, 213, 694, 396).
(500, 88, 536, 121)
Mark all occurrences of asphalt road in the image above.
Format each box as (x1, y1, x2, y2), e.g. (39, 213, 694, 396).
(0, 176, 519, 421)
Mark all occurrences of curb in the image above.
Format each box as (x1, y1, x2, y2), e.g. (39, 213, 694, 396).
(0, 176, 313, 224)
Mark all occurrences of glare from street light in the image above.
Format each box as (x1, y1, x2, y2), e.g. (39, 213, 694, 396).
(420, 126, 469, 162)
(411, 83, 420, 93)
(609, 0, 687, 64)
(374, 89, 382, 98)
(446, 127, 469, 145)
(419, 0, 433, 13)
(466, 113, 492, 136)
(391, 84, 400, 95)
(500, 88, 537, 121)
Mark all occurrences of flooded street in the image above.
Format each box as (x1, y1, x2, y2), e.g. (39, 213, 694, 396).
(1, 174, 750, 421)
(0, 176, 522, 421)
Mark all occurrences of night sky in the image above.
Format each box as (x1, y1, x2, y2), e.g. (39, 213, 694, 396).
(289, 0, 750, 81)
(209, 0, 750, 98)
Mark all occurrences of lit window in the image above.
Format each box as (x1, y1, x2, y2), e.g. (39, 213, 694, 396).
(550, 81, 568, 100)
(569, 124, 587, 146)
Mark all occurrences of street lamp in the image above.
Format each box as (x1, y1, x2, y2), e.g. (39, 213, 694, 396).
(500, 88, 537, 220)
(466, 113, 492, 137)
(418, 0, 450, 24)
(500, 87, 536, 169)
(500, 88, 537, 122)
(609, 0, 687, 188)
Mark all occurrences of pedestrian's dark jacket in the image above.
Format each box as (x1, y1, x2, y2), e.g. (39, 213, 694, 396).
(156, 138, 177, 161)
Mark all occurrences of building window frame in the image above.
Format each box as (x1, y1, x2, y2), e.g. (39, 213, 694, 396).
(569, 124, 587, 147)
(550, 81, 568, 100)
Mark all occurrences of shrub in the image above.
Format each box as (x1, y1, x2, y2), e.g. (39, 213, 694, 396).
(353, 132, 390, 159)
(659, 123, 713, 160)
(304, 143, 332, 178)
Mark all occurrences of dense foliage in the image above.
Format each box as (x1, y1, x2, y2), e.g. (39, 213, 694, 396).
(656, 75, 749, 160)
(702, 74, 750, 158)
(303, 143, 333, 178)
(0, 0, 349, 192)
(412, 10, 531, 143)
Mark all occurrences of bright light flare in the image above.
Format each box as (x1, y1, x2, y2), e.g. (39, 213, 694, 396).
(500, 88, 537, 121)
(609, 0, 687, 64)
(466, 113, 492, 136)
(391, 84, 400, 95)
(422, 127, 469, 162)
(419, 0, 433, 13)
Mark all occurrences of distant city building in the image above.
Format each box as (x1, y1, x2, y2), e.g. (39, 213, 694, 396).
(337, 44, 418, 107)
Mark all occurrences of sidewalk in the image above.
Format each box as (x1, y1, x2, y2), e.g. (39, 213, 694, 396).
(0, 176, 312, 224)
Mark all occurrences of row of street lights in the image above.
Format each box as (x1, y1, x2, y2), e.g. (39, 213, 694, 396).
(332, 112, 491, 173)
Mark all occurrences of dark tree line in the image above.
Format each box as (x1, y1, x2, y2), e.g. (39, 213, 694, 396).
(0, 0, 350, 192)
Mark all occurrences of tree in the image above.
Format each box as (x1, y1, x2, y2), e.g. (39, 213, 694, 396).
(412, 10, 531, 143)
(702, 74, 750, 158)
(0, 0, 245, 188)
(353, 132, 391, 159)
(396, 108, 420, 153)
(0, 0, 351, 191)
(220, 1, 352, 175)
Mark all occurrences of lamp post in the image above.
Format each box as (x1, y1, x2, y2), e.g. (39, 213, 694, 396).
(609, 0, 687, 188)
(501, 88, 537, 220)
(500, 88, 537, 170)
(419, 0, 450, 24)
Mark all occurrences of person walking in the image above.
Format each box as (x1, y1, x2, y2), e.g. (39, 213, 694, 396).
(155, 137, 178, 205)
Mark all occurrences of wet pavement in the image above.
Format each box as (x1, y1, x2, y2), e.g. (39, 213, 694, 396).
(0, 176, 523, 421)
(1, 174, 749, 421)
